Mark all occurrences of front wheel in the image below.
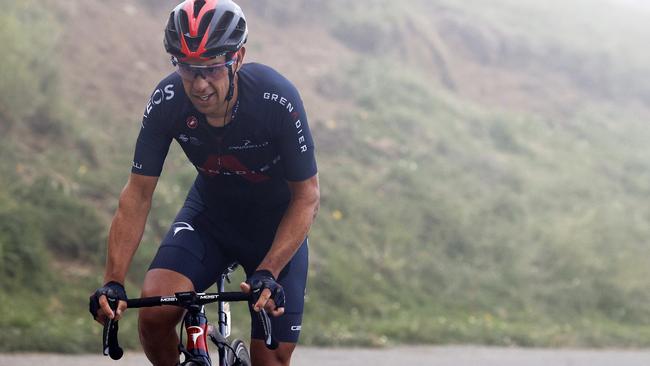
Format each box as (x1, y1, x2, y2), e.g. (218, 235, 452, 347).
(227, 339, 251, 366)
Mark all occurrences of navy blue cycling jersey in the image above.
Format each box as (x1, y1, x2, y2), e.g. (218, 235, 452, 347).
(131, 63, 317, 216)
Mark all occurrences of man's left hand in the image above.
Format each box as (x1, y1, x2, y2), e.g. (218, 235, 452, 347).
(240, 270, 285, 317)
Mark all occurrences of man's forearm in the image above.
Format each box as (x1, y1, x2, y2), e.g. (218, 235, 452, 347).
(258, 196, 319, 278)
(103, 197, 151, 284)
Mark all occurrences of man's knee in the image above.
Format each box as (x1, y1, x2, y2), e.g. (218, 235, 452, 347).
(138, 305, 183, 338)
(138, 269, 194, 340)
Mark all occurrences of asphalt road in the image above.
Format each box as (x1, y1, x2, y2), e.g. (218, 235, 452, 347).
(2, 346, 650, 366)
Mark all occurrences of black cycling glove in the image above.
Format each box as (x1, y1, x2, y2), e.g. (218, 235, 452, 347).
(247, 270, 285, 309)
(89, 281, 128, 319)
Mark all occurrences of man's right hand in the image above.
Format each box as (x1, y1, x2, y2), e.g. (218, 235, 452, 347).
(89, 281, 128, 325)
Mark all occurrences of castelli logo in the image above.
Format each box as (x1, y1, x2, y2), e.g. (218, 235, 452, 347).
(186, 116, 199, 129)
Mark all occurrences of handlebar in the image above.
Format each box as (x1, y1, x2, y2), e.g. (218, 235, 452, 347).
(126, 291, 251, 308)
(102, 291, 278, 360)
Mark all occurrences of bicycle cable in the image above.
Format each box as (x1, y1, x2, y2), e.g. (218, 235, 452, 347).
(179, 317, 185, 347)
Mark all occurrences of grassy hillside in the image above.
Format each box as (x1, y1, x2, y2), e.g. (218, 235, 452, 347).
(299, 0, 650, 346)
(2, 0, 650, 351)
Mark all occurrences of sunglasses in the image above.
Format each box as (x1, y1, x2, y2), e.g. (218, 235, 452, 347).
(171, 56, 237, 81)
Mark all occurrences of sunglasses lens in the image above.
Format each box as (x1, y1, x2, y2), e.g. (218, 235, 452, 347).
(175, 64, 196, 80)
(174, 60, 233, 80)
(204, 66, 224, 78)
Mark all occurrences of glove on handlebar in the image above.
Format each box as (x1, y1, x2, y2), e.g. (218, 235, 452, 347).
(89, 281, 128, 319)
(247, 270, 285, 309)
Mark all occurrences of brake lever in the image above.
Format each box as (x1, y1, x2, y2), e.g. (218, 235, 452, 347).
(103, 297, 124, 360)
(257, 309, 278, 350)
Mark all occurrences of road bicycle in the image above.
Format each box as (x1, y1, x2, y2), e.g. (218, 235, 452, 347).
(101, 263, 277, 366)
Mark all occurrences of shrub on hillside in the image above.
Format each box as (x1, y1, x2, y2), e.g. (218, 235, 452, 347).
(15, 178, 105, 261)
(0, 200, 49, 289)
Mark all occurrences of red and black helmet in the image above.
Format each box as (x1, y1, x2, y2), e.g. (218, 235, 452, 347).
(164, 0, 248, 62)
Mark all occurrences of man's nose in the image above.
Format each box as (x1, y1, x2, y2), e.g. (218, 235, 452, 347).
(191, 73, 210, 90)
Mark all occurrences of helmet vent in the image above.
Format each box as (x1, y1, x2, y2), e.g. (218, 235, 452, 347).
(166, 12, 176, 32)
(178, 9, 200, 51)
(235, 18, 246, 32)
(186, 36, 201, 51)
(197, 9, 215, 37)
(204, 11, 234, 51)
(179, 9, 190, 35)
(215, 11, 235, 32)
(193, 0, 206, 18)
(229, 18, 246, 42)
(164, 11, 182, 56)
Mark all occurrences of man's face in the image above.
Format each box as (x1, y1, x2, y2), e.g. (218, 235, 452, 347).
(175, 50, 243, 116)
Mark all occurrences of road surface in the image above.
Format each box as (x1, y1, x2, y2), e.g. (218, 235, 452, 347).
(2, 346, 650, 365)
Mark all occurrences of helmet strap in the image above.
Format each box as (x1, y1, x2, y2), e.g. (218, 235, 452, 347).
(225, 63, 235, 101)
(225, 51, 237, 102)
(221, 96, 231, 128)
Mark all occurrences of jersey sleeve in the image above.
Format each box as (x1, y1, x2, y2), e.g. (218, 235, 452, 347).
(131, 82, 176, 176)
(272, 84, 318, 181)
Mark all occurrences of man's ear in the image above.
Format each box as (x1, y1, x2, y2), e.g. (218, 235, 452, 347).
(236, 47, 246, 71)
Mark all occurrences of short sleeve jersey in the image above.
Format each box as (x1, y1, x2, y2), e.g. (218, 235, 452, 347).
(131, 63, 317, 214)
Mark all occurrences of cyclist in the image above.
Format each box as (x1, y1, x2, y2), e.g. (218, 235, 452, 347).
(89, 1, 319, 365)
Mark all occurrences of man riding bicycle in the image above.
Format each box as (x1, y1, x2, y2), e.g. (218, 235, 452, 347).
(89, 1, 320, 365)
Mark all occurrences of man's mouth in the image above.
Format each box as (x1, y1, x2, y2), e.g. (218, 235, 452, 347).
(195, 92, 216, 102)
